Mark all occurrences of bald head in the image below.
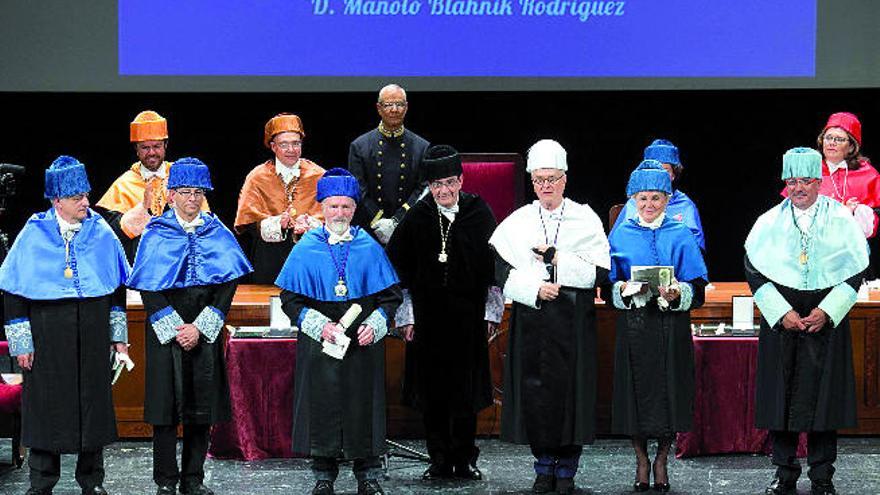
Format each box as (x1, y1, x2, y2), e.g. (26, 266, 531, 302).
(378, 84, 407, 102)
(376, 84, 409, 131)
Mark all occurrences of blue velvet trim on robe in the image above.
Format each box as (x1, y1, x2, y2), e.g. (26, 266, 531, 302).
(127, 210, 253, 291)
(0, 208, 129, 300)
(275, 227, 399, 302)
(608, 216, 708, 284)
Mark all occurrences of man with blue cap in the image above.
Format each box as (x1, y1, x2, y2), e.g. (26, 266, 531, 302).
(0, 156, 130, 495)
(276, 168, 402, 495)
(745, 148, 869, 495)
(128, 157, 252, 495)
(611, 139, 706, 251)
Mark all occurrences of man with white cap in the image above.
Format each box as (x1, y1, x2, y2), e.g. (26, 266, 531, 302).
(489, 140, 610, 495)
(98, 110, 209, 261)
(745, 147, 868, 495)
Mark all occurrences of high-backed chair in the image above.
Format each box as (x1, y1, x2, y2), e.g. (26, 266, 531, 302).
(460, 153, 524, 223)
(608, 203, 626, 233)
(0, 341, 23, 467)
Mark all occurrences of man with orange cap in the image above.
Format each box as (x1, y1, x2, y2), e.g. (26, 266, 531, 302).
(235, 113, 325, 284)
(97, 110, 209, 261)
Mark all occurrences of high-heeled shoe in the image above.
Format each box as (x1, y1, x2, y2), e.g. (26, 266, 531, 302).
(652, 458, 670, 492)
(633, 458, 650, 492)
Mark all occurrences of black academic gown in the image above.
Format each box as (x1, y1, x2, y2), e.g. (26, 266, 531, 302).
(141, 282, 235, 426)
(5, 288, 126, 453)
(745, 256, 859, 431)
(240, 223, 295, 284)
(282, 288, 400, 459)
(495, 258, 608, 449)
(610, 278, 707, 438)
(348, 128, 429, 231)
(99, 209, 141, 263)
(386, 193, 496, 414)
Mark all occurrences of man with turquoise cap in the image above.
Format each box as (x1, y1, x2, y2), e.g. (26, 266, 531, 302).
(128, 157, 252, 495)
(745, 147, 869, 495)
(0, 156, 130, 495)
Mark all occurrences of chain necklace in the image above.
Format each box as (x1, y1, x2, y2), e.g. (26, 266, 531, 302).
(323, 227, 352, 297)
(437, 209, 453, 263)
(538, 201, 565, 247)
(827, 166, 849, 202)
(283, 174, 300, 218)
(790, 206, 815, 265)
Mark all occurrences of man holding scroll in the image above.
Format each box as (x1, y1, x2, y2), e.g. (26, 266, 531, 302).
(276, 168, 402, 495)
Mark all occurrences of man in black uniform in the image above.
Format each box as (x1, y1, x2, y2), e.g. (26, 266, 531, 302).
(348, 84, 430, 244)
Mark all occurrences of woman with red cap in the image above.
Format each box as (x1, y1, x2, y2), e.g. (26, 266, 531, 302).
(809, 112, 880, 238)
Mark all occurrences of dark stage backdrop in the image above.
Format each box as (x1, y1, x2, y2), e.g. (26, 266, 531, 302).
(0, 89, 878, 281)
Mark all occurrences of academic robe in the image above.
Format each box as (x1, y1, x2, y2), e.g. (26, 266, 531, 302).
(608, 216, 708, 437)
(0, 208, 130, 453)
(385, 192, 497, 414)
(611, 189, 706, 251)
(348, 128, 429, 230)
(489, 199, 611, 449)
(234, 159, 325, 284)
(97, 161, 210, 261)
(745, 196, 869, 431)
(128, 210, 253, 425)
(276, 227, 401, 459)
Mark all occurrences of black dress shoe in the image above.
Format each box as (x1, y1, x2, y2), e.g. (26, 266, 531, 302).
(453, 464, 482, 480)
(652, 481, 670, 492)
(180, 484, 214, 495)
(311, 480, 335, 495)
(765, 478, 797, 495)
(532, 473, 555, 494)
(811, 480, 836, 495)
(632, 481, 650, 492)
(357, 479, 385, 495)
(82, 487, 109, 495)
(422, 463, 453, 480)
(555, 477, 575, 495)
(156, 486, 176, 495)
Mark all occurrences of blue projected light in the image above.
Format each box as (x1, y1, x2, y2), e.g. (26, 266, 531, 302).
(119, 0, 816, 78)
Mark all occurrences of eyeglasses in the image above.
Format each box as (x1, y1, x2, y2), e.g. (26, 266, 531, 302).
(784, 178, 818, 187)
(379, 101, 407, 110)
(531, 175, 565, 186)
(429, 178, 460, 190)
(273, 140, 302, 151)
(823, 135, 849, 144)
(175, 189, 205, 199)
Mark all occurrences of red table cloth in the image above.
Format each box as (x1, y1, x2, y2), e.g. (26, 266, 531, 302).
(209, 338, 300, 461)
(676, 336, 806, 458)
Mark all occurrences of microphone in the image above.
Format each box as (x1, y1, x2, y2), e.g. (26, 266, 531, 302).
(0, 163, 25, 174)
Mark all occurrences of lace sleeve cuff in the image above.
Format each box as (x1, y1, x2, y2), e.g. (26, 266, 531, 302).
(193, 306, 225, 343)
(109, 306, 128, 343)
(298, 308, 330, 343)
(5, 318, 33, 356)
(363, 308, 389, 343)
(484, 286, 504, 323)
(149, 306, 185, 345)
(671, 282, 694, 312)
(394, 289, 414, 327)
(260, 215, 286, 243)
(611, 281, 633, 309)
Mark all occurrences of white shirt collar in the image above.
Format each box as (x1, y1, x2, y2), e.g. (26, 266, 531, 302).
(327, 226, 354, 245)
(174, 210, 205, 233)
(539, 199, 565, 221)
(827, 160, 848, 173)
(140, 163, 167, 181)
(275, 158, 301, 185)
(56, 212, 82, 240)
(637, 211, 666, 230)
(438, 202, 459, 221)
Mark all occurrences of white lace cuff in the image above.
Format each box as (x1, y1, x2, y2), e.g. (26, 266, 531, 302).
(298, 308, 330, 343)
(260, 215, 286, 243)
(149, 306, 185, 345)
(110, 306, 128, 343)
(394, 289, 414, 327)
(555, 251, 597, 289)
(853, 203, 875, 237)
(611, 281, 632, 309)
(193, 306, 225, 343)
(5, 318, 33, 356)
(503, 268, 543, 309)
(362, 308, 389, 343)
(671, 282, 694, 312)
(484, 286, 504, 323)
(818, 282, 858, 328)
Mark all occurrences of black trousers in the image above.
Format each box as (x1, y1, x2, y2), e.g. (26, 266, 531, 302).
(29, 448, 104, 491)
(153, 423, 210, 489)
(423, 407, 478, 468)
(771, 430, 837, 483)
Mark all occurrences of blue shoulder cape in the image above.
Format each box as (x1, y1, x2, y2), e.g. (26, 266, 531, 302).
(0, 208, 129, 300)
(127, 210, 253, 291)
(275, 226, 399, 302)
(608, 216, 708, 284)
(613, 189, 706, 250)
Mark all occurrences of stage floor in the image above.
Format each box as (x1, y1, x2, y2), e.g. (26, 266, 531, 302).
(2, 438, 879, 494)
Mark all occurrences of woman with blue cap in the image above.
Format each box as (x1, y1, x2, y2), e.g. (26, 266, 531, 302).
(607, 160, 708, 492)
